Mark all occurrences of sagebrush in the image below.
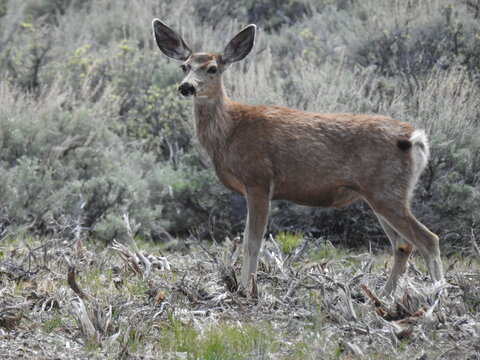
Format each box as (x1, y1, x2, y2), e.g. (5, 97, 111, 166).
(0, 0, 478, 251)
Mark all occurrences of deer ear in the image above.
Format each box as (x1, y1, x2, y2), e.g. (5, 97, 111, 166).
(220, 24, 256, 64)
(152, 19, 192, 61)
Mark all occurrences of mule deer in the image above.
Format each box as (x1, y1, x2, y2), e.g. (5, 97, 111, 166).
(152, 20, 444, 295)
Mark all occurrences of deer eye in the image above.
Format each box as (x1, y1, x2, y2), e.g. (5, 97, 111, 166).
(180, 64, 188, 73)
(207, 66, 218, 74)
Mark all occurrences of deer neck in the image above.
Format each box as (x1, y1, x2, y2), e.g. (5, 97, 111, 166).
(193, 82, 233, 158)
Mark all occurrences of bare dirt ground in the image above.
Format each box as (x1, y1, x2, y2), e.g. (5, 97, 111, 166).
(1, 227, 479, 359)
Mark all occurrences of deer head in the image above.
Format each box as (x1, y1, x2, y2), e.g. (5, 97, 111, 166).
(152, 19, 256, 99)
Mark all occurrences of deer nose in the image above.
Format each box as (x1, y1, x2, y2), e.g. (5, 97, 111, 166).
(178, 82, 195, 96)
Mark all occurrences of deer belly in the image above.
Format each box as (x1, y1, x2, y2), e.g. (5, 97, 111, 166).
(273, 185, 360, 208)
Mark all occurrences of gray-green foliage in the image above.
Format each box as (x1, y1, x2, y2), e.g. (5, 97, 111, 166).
(0, 0, 478, 249)
(354, 4, 480, 78)
(1, 97, 144, 239)
(0, 92, 232, 241)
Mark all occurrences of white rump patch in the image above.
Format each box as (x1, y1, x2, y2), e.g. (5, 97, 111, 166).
(409, 129, 430, 193)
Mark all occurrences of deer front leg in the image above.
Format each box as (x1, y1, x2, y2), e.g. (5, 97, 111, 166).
(240, 187, 270, 292)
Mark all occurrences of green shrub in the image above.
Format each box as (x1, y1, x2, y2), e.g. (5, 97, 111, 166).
(123, 84, 192, 165)
(0, 100, 146, 240)
(194, 0, 318, 32)
(416, 136, 479, 249)
(0, 0, 478, 252)
(354, 5, 480, 79)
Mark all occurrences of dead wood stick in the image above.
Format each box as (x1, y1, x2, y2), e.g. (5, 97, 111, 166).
(360, 284, 390, 318)
(123, 213, 151, 279)
(67, 266, 89, 300)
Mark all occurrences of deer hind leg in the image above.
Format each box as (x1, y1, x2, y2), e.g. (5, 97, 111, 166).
(369, 201, 443, 285)
(375, 213, 413, 295)
(240, 187, 270, 291)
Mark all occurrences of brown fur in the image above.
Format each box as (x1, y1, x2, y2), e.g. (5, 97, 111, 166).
(195, 94, 415, 208)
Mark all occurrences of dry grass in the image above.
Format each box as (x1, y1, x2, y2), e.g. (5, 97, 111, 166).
(0, 227, 479, 359)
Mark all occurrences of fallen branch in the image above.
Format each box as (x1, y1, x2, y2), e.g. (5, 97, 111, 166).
(67, 265, 89, 301)
(123, 214, 151, 279)
(110, 214, 153, 279)
(111, 240, 144, 276)
(360, 284, 396, 319)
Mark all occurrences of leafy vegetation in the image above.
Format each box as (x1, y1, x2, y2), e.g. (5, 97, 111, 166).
(0, 0, 478, 252)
